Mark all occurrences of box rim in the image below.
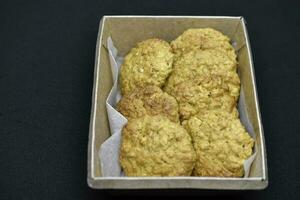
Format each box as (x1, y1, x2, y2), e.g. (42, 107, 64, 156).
(87, 17, 106, 185)
(240, 17, 268, 182)
(87, 15, 268, 190)
(102, 15, 243, 19)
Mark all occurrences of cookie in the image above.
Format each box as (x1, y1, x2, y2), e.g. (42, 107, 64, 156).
(117, 85, 179, 123)
(164, 41, 240, 120)
(120, 38, 174, 95)
(183, 109, 254, 177)
(165, 75, 240, 120)
(171, 28, 236, 61)
(120, 115, 196, 176)
(172, 49, 237, 73)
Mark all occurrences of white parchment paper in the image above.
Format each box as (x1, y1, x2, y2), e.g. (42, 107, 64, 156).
(99, 37, 257, 177)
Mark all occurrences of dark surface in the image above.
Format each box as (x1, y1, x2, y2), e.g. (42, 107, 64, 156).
(1, 0, 299, 199)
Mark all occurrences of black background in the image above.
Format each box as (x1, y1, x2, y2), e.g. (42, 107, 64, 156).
(1, 0, 299, 199)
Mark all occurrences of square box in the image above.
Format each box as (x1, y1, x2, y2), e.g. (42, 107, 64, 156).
(87, 16, 268, 190)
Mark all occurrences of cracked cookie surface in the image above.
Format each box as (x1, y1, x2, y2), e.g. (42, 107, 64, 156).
(120, 38, 174, 95)
(171, 28, 236, 61)
(183, 109, 254, 177)
(164, 49, 240, 120)
(120, 115, 196, 176)
(117, 85, 179, 123)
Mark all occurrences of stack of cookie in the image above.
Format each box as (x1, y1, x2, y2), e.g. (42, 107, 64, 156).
(117, 29, 254, 177)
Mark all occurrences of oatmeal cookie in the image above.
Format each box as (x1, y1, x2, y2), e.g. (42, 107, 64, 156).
(183, 109, 254, 177)
(165, 72, 240, 120)
(120, 115, 196, 176)
(171, 28, 236, 61)
(164, 47, 240, 120)
(117, 85, 179, 123)
(120, 38, 174, 95)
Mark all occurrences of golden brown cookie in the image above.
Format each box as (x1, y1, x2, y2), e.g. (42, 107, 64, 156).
(117, 85, 179, 123)
(164, 44, 240, 120)
(165, 75, 240, 120)
(183, 109, 254, 177)
(120, 115, 196, 176)
(171, 28, 236, 61)
(120, 38, 174, 95)
(165, 72, 240, 120)
(172, 49, 237, 73)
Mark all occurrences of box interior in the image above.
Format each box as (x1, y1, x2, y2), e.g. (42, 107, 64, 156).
(90, 16, 266, 182)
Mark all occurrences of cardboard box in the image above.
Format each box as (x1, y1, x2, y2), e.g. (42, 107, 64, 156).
(87, 16, 268, 190)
